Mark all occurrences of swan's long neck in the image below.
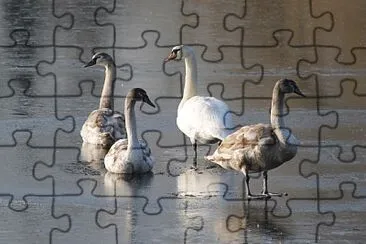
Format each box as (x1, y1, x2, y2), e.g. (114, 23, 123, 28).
(99, 63, 116, 110)
(124, 97, 140, 150)
(180, 53, 197, 109)
(270, 83, 288, 144)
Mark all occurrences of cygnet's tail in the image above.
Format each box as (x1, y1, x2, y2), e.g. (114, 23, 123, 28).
(204, 155, 214, 161)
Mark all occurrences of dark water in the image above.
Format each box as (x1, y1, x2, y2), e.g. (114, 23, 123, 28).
(0, 0, 365, 243)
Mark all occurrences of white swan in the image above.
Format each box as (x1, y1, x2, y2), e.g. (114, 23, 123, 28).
(165, 45, 233, 169)
(80, 53, 126, 148)
(104, 88, 155, 174)
(205, 79, 305, 199)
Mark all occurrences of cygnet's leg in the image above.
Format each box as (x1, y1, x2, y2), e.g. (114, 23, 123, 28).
(241, 168, 270, 200)
(190, 142, 198, 170)
(261, 171, 287, 197)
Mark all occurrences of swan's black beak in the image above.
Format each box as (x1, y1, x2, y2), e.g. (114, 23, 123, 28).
(164, 52, 177, 62)
(84, 59, 96, 67)
(143, 95, 155, 108)
(294, 87, 306, 97)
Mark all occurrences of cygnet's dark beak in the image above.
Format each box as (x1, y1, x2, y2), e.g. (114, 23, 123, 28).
(84, 59, 96, 67)
(143, 95, 155, 108)
(294, 87, 306, 97)
(164, 52, 177, 62)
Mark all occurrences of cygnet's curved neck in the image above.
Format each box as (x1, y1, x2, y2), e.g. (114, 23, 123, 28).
(99, 63, 116, 110)
(270, 83, 288, 144)
(124, 97, 140, 150)
(180, 52, 197, 108)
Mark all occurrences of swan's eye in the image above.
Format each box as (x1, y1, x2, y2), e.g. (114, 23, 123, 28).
(173, 49, 180, 54)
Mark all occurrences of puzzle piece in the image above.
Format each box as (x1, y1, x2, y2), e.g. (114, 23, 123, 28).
(0, 195, 69, 243)
(36, 46, 131, 96)
(0, 29, 53, 97)
(284, 97, 338, 148)
(271, 198, 335, 242)
(51, 179, 116, 243)
(319, 80, 366, 161)
(181, 0, 244, 61)
(241, 31, 317, 97)
(312, 0, 366, 63)
(97, 194, 203, 243)
(0, 0, 72, 46)
(53, 0, 114, 61)
(301, 145, 366, 199)
(179, 182, 333, 243)
(320, 182, 366, 242)
(33, 146, 104, 195)
(95, 32, 180, 107)
(95, 0, 196, 47)
(0, 131, 53, 210)
(176, 168, 245, 199)
(298, 46, 366, 96)
(142, 129, 190, 177)
(104, 170, 178, 213)
(226, 200, 287, 242)
(225, 0, 332, 46)
(0, 78, 73, 146)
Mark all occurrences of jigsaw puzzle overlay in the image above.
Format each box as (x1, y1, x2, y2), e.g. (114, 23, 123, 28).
(0, 0, 365, 243)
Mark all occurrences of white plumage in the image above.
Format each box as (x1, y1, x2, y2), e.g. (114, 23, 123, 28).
(177, 96, 232, 144)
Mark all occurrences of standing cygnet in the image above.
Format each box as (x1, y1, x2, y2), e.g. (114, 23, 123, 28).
(205, 79, 305, 199)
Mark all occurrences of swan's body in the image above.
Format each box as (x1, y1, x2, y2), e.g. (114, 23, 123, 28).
(80, 53, 126, 148)
(80, 108, 125, 147)
(104, 88, 155, 174)
(205, 79, 305, 198)
(176, 96, 231, 144)
(165, 45, 233, 168)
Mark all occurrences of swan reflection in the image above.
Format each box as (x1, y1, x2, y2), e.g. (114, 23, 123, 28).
(80, 141, 108, 171)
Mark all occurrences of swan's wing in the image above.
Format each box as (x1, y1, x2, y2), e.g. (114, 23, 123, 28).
(106, 139, 128, 157)
(178, 96, 232, 141)
(83, 109, 126, 139)
(104, 139, 128, 173)
(111, 111, 127, 139)
(108, 139, 151, 157)
(218, 123, 275, 152)
(138, 139, 155, 170)
(205, 123, 275, 171)
(138, 139, 152, 157)
(105, 139, 154, 173)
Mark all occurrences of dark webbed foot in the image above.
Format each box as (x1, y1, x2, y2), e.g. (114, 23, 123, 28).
(189, 165, 198, 171)
(261, 171, 287, 198)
